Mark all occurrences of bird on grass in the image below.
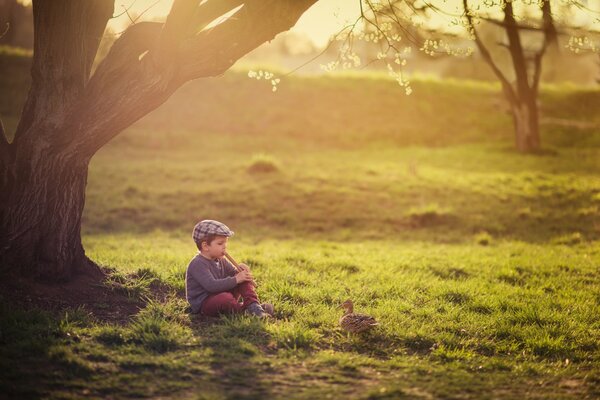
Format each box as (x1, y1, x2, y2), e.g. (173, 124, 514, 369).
(339, 299, 379, 333)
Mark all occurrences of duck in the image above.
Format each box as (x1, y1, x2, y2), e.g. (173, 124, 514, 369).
(339, 299, 379, 333)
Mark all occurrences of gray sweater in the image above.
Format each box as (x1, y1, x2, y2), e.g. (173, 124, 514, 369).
(185, 254, 238, 313)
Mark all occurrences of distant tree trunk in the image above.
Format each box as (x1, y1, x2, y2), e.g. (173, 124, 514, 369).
(0, 0, 317, 282)
(510, 95, 541, 152)
(503, 0, 542, 153)
(460, 0, 558, 153)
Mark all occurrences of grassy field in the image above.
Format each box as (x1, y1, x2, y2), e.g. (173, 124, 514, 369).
(1, 49, 600, 398)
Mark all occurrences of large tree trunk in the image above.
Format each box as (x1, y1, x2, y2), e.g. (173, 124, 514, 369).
(510, 96, 541, 153)
(1, 152, 91, 280)
(0, 0, 112, 281)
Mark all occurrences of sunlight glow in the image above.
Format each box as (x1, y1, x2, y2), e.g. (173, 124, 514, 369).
(108, 0, 361, 46)
(108, 0, 600, 46)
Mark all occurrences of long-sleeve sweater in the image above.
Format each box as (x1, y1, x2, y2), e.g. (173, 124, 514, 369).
(185, 254, 238, 313)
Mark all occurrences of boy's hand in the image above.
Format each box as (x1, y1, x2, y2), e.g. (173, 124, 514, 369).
(238, 263, 250, 272)
(235, 269, 254, 284)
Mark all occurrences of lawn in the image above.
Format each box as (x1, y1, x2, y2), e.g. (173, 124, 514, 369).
(1, 49, 599, 399)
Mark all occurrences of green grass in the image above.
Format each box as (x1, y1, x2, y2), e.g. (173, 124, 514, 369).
(3, 238, 599, 398)
(1, 51, 600, 398)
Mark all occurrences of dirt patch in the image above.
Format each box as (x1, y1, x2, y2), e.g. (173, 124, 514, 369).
(0, 266, 176, 324)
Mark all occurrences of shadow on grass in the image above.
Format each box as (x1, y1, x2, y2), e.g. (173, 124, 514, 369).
(190, 314, 276, 399)
(0, 267, 184, 398)
(323, 328, 437, 360)
(0, 302, 94, 398)
(0, 300, 276, 399)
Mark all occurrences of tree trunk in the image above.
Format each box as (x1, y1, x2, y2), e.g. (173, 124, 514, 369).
(0, 150, 91, 281)
(510, 96, 541, 153)
(0, 0, 113, 281)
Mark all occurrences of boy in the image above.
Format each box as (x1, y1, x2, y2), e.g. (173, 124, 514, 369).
(185, 219, 273, 318)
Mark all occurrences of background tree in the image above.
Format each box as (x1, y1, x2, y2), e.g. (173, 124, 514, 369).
(359, 0, 599, 152)
(0, 0, 317, 282)
(462, 0, 558, 152)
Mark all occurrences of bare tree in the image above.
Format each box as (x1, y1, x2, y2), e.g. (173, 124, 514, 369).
(462, 0, 558, 152)
(361, 0, 599, 153)
(0, 0, 317, 281)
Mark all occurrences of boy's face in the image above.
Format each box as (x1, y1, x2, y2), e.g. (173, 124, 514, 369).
(201, 235, 228, 259)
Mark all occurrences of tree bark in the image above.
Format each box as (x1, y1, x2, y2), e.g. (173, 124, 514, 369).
(503, 1, 542, 153)
(0, 0, 113, 280)
(510, 96, 541, 153)
(1, 154, 91, 280)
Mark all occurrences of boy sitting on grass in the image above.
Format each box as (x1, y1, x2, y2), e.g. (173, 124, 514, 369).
(185, 219, 273, 318)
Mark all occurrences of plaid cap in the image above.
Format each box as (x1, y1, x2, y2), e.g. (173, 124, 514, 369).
(192, 220, 234, 244)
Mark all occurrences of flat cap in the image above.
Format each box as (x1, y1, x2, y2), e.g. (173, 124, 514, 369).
(192, 220, 234, 244)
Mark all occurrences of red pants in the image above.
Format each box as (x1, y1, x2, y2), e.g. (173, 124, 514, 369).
(200, 281, 259, 317)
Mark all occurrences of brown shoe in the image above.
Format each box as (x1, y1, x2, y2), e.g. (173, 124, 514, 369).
(261, 302, 274, 317)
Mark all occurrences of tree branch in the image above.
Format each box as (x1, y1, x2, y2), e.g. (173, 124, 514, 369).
(362, 1, 422, 48)
(180, 0, 317, 81)
(480, 16, 557, 34)
(63, 0, 318, 158)
(193, 0, 245, 32)
(540, 0, 558, 48)
(483, 15, 600, 37)
(92, 22, 163, 80)
(13, 0, 114, 146)
(112, 0, 138, 19)
(156, 0, 199, 65)
(360, 1, 403, 55)
(503, 0, 530, 98)
(463, 0, 517, 105)
(532, 0, 558, 95)
(384, 1, 424, 45)
(285, 16, 363, 76)
(59, 21, 167, 154)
